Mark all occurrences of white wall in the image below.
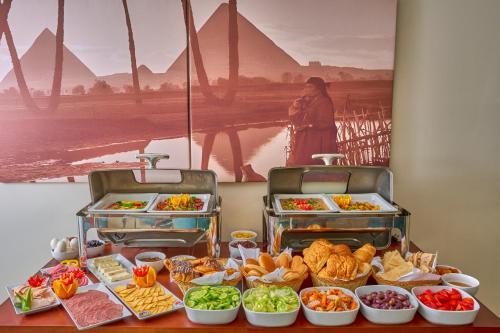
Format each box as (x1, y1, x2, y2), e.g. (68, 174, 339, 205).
(0, 0, 499, 316)
(391, 0, 500, 315)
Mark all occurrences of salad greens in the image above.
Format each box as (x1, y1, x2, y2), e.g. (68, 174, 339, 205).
(243, 286, 299, 313)
(185, 286, 240, 310)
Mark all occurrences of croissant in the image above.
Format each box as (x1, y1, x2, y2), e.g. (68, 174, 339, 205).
(325, 253, 358, 280)
(303, 246, 330, 274)
(353, 243, 376, 264)
(331, 244, 352, 256)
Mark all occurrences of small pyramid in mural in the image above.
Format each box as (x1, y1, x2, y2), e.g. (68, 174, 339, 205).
(166, 3, 301, 84)
(0, 28, 96, 91)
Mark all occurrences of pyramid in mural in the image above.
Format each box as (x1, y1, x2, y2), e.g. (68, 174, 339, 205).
(0, 28, 96, 91)
(166, 3, 301, 84)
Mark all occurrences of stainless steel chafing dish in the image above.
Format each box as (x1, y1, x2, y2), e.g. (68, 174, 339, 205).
(76, 154, 221, 267)
(263, 154, 410, 255)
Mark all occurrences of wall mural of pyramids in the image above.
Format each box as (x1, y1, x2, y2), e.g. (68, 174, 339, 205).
(0, 0, 397, 183)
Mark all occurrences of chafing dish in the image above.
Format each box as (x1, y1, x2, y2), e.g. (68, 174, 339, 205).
(76, 155, 221, 267)
(263, 155, 410, 254)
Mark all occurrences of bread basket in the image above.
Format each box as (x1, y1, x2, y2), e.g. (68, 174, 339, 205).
(240, 268, 307, 292)
(310, 270, 371, 292)
(371, 266, 441, 291)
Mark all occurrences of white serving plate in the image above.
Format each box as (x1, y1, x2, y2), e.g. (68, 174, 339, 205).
(242, 288, 300, 327)
(88, 193, 158, 214)
(355, 285, 419, 324)
(184, 286, 241, 325)
(329, 193, 398, 213)
(5, 284, 60, 315)
(412, 286, 480, 325)
(107, 279, 184, 320)
(300, 287, 359, 326)
(273, 194, 339, 214)
(87, 253, 135, 284)
(147, 194, 211, 214)
(58, 283, 132, 330)
(40, 265, 94, 287)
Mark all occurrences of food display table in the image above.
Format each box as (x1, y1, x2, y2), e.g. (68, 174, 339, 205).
(0, 243, 498, 333)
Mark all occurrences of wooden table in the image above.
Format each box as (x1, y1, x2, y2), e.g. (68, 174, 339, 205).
(0, 243, 498, 332)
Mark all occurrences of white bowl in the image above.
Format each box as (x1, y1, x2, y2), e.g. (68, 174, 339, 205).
(135, 251, 166, 273)
(441, 273, 480, 296)
(435, 264, 462, 275)
(228, 240, 257, 258)
(184, 286, 241, 325)
(412, 286, 480, 325)
(51, 249, 78, 261)
(242, 288, 300, 327)
(230, 230, 257, 242)
(85, 241, 105, 258)
(300, 287, 359, 326)
(355, 285, 418, 324)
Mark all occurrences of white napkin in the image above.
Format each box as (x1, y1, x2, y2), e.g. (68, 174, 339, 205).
(372, 256, 441, 282)
(189, 258, 241, 285)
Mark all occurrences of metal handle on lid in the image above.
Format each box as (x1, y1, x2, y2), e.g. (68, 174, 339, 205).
(136, 153, 170, 169)
(312, 153, 344, 165)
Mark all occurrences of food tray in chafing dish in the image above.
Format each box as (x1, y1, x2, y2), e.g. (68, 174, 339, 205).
(88, 193, 158, 214)
(329, 193, 398, 213)
(147, 194, 211, 214)
(273, 194, 339, 214)
(107, 279, 184, 320)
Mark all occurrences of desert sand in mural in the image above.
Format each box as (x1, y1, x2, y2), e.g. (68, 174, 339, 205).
(0, 0, 396, 182)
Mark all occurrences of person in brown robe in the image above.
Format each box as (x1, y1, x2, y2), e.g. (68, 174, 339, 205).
(287, 77, 339, 166)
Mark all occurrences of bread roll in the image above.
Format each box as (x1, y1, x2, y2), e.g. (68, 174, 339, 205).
(353, 243, 376, 264)
(283, 270, 300, 281)
(332, 244, 352, 256)
(245, 264, 268, 275)
(276, 253, 290, 269)
(290, 256, 303, 271)
(245, 258, 259, 265)
(247, 269, 262, 277)
(258, 253, 276, 272)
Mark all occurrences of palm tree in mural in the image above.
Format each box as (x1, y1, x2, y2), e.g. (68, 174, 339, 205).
(48, 0, 65, 111)
(122, 0, 141, 104)
(0, 0, 39, 111)
(181, 0, 239, 105)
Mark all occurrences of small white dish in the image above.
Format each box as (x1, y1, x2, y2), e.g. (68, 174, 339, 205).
(412, 286, 480, 325)
(242, 288, 300, 327)
(300, 287, 359, 326)
(435, 264, 462, 275)
(85, 240, 105, 258)
(355, 285, 418, 324)
(184, 286, 241, 325)
(228, 240, 257, 258)
(441, 273, 479, 296)
(230, 230, 257, 242)
(135, 251, 166, 273)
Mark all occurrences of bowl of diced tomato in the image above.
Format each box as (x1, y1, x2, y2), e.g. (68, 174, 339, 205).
(412, 286, 479, 325)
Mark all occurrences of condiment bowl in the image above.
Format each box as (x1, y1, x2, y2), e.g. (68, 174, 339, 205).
(435, 264, 462, 275)
(412, 286, 480, 325)
(86, 240, 105, 258)
(300, 287, 359, 326)
(135, 251, 166, 273)
(355, 285, 418, 324)
(230, 230, 257, 242)
(228, 240, 257, 258)
(242, 288, 300, 327)
(184, 286, 241, 325)
(441, 273, 480, 296)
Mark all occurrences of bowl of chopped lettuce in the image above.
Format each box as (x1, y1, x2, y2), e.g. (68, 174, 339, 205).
(183, 286, 241, 325)
(242, 285, 300, 327)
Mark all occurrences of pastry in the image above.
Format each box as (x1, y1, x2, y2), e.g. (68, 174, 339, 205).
(303, 245, 330, 273)
(171, 261, 198, 282)
(353, 243, 376, 264)
(246, 258, 259, 266)
(245, 264, 269, 275)
(331, 244, 352, 256)
(325, 253, 358, 280)
(247, 269, 263, 277)
(382, 250, 407, 271)
(283, 270, 300, 281)
(310, 239, 336, 253)
(290, 255, 303, 271)
(276, 253, 290, 269)
(408, 252, 435, 273)
(258, 253, 276, 273)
